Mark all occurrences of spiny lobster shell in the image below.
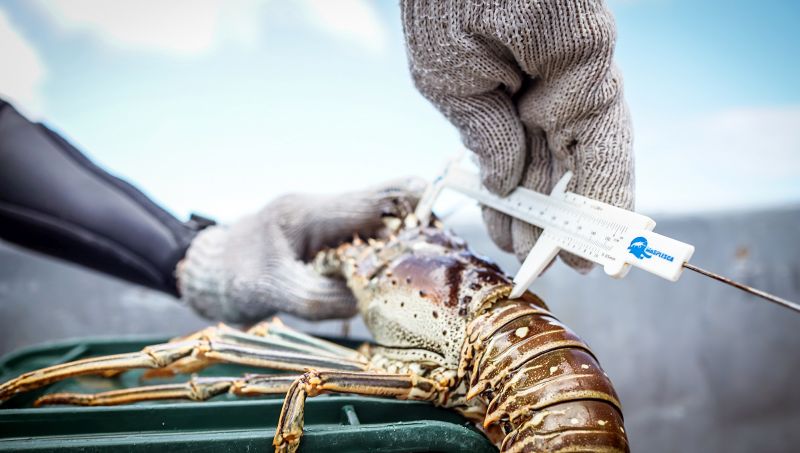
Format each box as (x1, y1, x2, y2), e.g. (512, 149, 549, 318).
(317, 216, 630, 452)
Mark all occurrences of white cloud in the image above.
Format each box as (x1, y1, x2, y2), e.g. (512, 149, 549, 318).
(635, 107, 800, 214)
(0, 10, 47, 117)
(34, 0, 387, 57)
(303, 0, 387, 54)
(40, 0, 228, 56)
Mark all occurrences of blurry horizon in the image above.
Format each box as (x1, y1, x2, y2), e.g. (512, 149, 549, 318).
(1, 0, 799, 223)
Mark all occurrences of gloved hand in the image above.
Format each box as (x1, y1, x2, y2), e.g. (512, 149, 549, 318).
(402, 0, 634, 272)
(177, 179, 423, 323)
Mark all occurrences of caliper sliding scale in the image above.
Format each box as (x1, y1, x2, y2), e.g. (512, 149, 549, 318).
(415, 158, 800, 314)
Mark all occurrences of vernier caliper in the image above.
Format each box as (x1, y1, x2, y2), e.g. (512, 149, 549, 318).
(415, 155, 800, 313)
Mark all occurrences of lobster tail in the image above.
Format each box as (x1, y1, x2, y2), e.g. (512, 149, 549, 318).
(464, 296, 629, 452)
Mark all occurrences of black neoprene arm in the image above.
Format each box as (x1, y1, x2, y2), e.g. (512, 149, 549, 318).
(0, 100, 213, 297)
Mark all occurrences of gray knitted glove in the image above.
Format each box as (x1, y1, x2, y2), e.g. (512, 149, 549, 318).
(402, 0, 634, 272)
(177, 179, 423, 323)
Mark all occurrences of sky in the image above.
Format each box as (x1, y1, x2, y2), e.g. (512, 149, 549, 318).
(0, 0, 798, 223)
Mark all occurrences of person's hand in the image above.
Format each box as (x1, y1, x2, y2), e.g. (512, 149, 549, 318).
(177, 179, 424, 323)
(402, 0, 634, 272)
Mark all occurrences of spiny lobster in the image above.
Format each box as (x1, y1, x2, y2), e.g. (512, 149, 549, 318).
(0, 214, 628, 452)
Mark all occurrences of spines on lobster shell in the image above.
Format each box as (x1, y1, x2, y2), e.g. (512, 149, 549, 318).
(464, 298, 628, 452)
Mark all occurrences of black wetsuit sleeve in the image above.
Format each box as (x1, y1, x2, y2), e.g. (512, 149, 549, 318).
(0, 100, 213, 297)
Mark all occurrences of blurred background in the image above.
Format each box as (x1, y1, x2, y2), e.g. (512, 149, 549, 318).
(1, 1, 799, 452)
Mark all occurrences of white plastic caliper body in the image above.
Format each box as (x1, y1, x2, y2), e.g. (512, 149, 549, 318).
(415, 158, 696, 299)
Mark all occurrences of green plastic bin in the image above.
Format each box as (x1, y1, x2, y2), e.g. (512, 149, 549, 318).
(0, 336, 496, 452)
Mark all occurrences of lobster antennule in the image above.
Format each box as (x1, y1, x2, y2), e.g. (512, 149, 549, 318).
(464, 300, 629, 452)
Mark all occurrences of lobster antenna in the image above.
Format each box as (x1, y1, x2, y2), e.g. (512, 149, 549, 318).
(682, 263, 800, 313)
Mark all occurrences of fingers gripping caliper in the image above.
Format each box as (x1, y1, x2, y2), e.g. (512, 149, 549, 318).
(415, 155, 800, 313)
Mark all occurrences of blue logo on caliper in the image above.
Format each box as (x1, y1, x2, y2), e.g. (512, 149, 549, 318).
(627, 237, 674, 262)
(627, 237, 652, 259)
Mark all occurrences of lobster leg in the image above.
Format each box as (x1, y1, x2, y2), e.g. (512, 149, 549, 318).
(274, 370, 441, 453)
(0, 338, 368, 403)
(247, 317, 363, 360)
(143, 319, 365, 379)
(34, 374, 297, 406)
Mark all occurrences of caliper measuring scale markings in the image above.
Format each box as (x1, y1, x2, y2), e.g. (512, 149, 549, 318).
(415, 157, 800, 314)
